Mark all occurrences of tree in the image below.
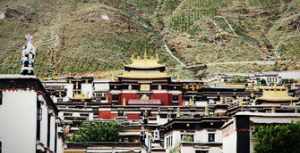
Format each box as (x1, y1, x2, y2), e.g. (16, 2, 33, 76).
(254, 122, 300, 153)
(68, 121, 119, 143)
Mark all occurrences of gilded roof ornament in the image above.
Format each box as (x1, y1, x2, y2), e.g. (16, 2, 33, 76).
(125, 51, 164, 69)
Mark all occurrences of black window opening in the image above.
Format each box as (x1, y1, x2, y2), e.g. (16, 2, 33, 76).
(118, 110, 124, 116)
(47, 114, 51, 147)
(132, 85, 139, 90)
(150, 84, 158, 90)
(159, 114, 167, 118)
(36, 101, 41, 140)
(122, 84, 129, 90)
(161, 85, 168, 90)
(101, 95, 106, 101)
(195, 150, 208, 153)
(0, 91, 2, 105)
(54, 123, 57, 153)
(172, 95, 179, 103)
(0, 141, 2, 153)
(112, 95, 119, 101)
(208, 133, 215, 142)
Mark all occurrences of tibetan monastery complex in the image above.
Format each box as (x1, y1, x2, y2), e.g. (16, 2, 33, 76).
(1, 51, 300, 153)
(40, 54, 300, 153)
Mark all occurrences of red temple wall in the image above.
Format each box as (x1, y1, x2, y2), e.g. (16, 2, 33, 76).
(107, 93, 112, 104)
(120, 93, 139, 105)
(110, 92, 181, 106)
(98, 111, 117, 120)
(127, 113, 140, 121)
(151, 93, 170, 105)
(178, 95, 183, 106)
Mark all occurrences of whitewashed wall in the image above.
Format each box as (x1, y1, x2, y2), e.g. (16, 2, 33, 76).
(65, 84, 73, 99)
(180, 146, 222, 153)
(40, 100, 49, 146)
(81, 84, 93, 98)
(56, 135, 64, 153)
(0, 90, 37, 153)
(50, 115, 56, 151)
(222, 122, 237, 153)
(94, 83, 110, 91)
(195, 129, 222, 143)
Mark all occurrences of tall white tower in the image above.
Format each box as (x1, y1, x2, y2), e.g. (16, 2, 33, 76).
(21, 34, 36, 75)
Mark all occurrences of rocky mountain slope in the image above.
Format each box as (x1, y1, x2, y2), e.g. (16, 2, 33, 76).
(0, 0, 300, 79)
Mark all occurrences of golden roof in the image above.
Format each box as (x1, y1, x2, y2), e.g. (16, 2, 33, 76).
(126, 52, 165, 69)
(118, 71, 169, 79)
(118, 52, 170, 79)
(257, 86, 299, 102)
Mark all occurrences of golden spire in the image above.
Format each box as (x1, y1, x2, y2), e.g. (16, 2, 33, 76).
(130, 54, 135, 61)
(155, 53, 159, 61)
(143, 50, 148, 59)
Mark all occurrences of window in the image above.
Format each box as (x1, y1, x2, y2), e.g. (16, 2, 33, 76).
(151, 85, 158, 90)
(118, 110, 124, 116)
(162, 85, 168, 90)
(112, 95, 119, 101)
(166, 135, 173, 148)
(195, 150, 208, 153)
(172, 95, 179, 105)
(181, 133, 194, 142)
(132, 85, 139, 90)
(159, 114, 167, 118)
(0, 141, 2, 153)
(140, 84, 150, 91)
(36, 101, 41, 140)
(154, 129, 160, 140)
(208, 133, 215, 142)
(100, 93, 107, 101)
(0, 91, 2, 105)
(172, 95, 179, 101)
(47, 114, 51, 147)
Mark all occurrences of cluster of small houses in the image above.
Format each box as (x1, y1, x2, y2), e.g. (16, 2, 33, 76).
(1, 53, 300, 153)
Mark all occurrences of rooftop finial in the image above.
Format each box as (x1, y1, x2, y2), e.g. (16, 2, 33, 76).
(155, 53, 159, 61)
(143, 49, 148, 59)
(130, 54, 135, 62)
(21, 34, 36, 75)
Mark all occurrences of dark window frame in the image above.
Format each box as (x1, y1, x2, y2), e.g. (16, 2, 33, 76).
(112, 95, 119, 101)
(47, 114, 51, 147)
(208, 133, 215, 142)
(172, 95, 179, 102)
(36, 101, 41, 140)
(0, 91, 2, 105)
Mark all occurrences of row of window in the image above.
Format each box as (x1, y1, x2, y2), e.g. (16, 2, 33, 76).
(180, 133, 215, 143)
(166, 132, 215, 149)
(111, 94, 180, 101)
(166, 135, 173, 148)
(110, 84, 182, 91)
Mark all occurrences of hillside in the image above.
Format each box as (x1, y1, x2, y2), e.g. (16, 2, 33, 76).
(0, 0, 300, 79)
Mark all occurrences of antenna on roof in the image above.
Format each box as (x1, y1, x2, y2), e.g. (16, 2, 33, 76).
(20, 34, 36, 75)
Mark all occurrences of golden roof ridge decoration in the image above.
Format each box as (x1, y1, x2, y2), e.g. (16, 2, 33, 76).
(127, 51, 164, 69)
